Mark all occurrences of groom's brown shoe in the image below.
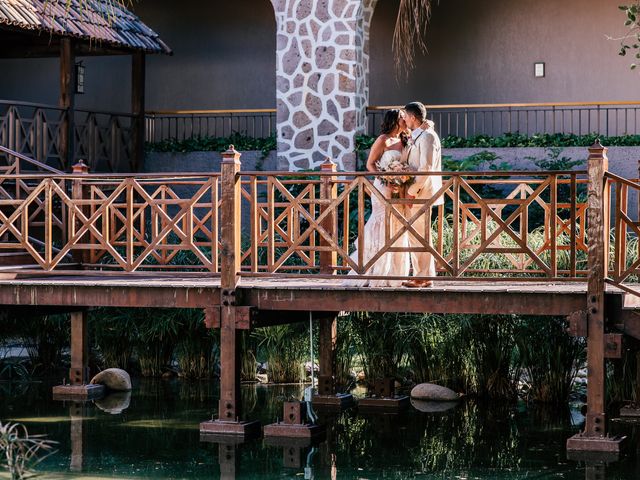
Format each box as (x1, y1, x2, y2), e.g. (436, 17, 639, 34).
(402, 279, 433, 288)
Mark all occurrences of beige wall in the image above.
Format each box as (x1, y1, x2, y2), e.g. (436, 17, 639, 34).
(0, 0, 636, 112)
(370, 0, 638, 105)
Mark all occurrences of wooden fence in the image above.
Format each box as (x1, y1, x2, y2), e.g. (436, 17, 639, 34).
(0, 100, 134, 172)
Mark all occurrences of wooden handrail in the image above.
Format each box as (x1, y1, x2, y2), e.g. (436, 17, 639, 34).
(0, 145, 63, 174)
(144, 101, 640, 117)
(146, 108, 277, 115)
(368, 101, 640, 110)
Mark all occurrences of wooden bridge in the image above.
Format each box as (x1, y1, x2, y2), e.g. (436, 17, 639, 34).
(1, 141, 639, 455)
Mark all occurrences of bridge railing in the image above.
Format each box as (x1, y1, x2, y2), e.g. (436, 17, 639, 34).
(236, 166, 589, 281)
(606, 171, 640, 297)
(0, 170, 220, 272)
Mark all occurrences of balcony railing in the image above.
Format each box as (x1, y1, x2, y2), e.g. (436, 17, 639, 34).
(0, 100, 134, 172)
(145, 109, 276, 143)
(145, 102, 640, 145)
(368, 101, 640, 138)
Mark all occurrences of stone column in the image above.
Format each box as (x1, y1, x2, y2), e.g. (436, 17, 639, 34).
(271, 0, 378, 171)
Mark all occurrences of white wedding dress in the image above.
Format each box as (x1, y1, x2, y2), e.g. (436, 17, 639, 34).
(343, 150, 410, 287)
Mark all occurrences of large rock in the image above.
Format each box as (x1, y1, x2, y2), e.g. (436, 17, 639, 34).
(410, 383, 459, 401)
(411, 398, 460, 413)
(90, 368, 132, 392)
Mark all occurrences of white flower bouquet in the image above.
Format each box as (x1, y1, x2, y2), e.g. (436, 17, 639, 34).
(375, 155, 415, 188)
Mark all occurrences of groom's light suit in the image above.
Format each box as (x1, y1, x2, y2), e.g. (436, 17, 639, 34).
(405, 122, 443, 278)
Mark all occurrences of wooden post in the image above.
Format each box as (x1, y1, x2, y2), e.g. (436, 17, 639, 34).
(567, 140, 624, 453)
(219, 145, 241, 422)
(319, 158, 337, 274)
(318, 314, 337, 394)
(200, 146, 260, 437)
(71, 160, 89, 266)
(69, 311, 89, 385)
(59, 38, 76, 170)
(585, 140, 608, 438)
(131, 52, 146, 172)
(318, 159, 338, 395)
(52, 311, 104, 400)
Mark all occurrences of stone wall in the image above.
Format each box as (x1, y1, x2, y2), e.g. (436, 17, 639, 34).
(272, 0, 378, 171)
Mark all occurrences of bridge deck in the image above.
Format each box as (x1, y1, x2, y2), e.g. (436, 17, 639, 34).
(0, 273, 625, 316)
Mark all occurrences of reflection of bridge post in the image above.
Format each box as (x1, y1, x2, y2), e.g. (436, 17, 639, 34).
(69, 402, 86, 472)
(218, 442, 240, 480)
(200, 147, 260, 438)
(584, 462, 606, 480)
(568, 141, 624, 453)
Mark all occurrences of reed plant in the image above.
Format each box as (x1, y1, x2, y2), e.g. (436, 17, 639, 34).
(252, 324, 307, 383)
(174, 309, 218, 379)
(0, 422, 57, 479)
(517, 316, 585, 404)
(349, 312, 409, 382)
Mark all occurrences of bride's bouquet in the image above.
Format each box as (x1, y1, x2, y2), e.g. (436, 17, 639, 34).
(375, 155, 415, 188)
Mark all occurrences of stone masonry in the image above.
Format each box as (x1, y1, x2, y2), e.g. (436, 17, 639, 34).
(271, 0, 378, 171)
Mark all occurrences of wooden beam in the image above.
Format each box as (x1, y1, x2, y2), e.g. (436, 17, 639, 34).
(241, 287, 587, 316)
(59, 38, 76, 170)
(0, 283, 220, 308)
(131, 52, 146, 172)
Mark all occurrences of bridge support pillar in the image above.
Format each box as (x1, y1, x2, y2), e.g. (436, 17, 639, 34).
(567, 141, 625, 454)
(52, 311, 104, 400)
(200, 145, 261, 439)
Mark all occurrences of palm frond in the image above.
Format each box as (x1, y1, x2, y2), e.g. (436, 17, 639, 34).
(393, 0, 436, 81)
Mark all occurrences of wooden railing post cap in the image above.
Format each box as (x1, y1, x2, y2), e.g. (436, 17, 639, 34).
(588, 139, 608, 158)
(221, 144, 241, 164)
(320, 157, 337, 172)
(72, 159, 89, 174)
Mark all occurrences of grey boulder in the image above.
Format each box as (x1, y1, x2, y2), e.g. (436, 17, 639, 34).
(90, 368, 132, 392)
(411, 398, 460, 413)
(410, 383, 459, 401)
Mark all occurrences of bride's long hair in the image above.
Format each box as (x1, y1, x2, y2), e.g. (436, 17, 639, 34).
(380, 109, 409, 147)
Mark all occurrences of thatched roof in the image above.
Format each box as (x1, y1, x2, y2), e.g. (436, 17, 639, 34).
(0, 0, 171, 54)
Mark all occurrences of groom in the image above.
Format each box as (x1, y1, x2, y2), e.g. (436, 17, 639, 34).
(401, 102, 443, 288)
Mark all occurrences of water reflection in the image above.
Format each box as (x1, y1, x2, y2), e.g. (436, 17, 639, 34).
(1, 380, 639, 479)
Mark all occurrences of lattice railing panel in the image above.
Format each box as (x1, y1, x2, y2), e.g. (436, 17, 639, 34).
(240, 172, 589, 279)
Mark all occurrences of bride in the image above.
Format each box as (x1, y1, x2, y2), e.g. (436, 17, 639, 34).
(344, 109, 410, 287)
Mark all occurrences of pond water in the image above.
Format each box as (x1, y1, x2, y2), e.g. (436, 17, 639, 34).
(1, 379, 639, 479)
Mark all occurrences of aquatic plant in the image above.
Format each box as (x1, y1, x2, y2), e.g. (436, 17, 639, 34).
(0, 422, 57, 480)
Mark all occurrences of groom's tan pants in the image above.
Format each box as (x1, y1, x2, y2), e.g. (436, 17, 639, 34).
(407, 204, 436, 278)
